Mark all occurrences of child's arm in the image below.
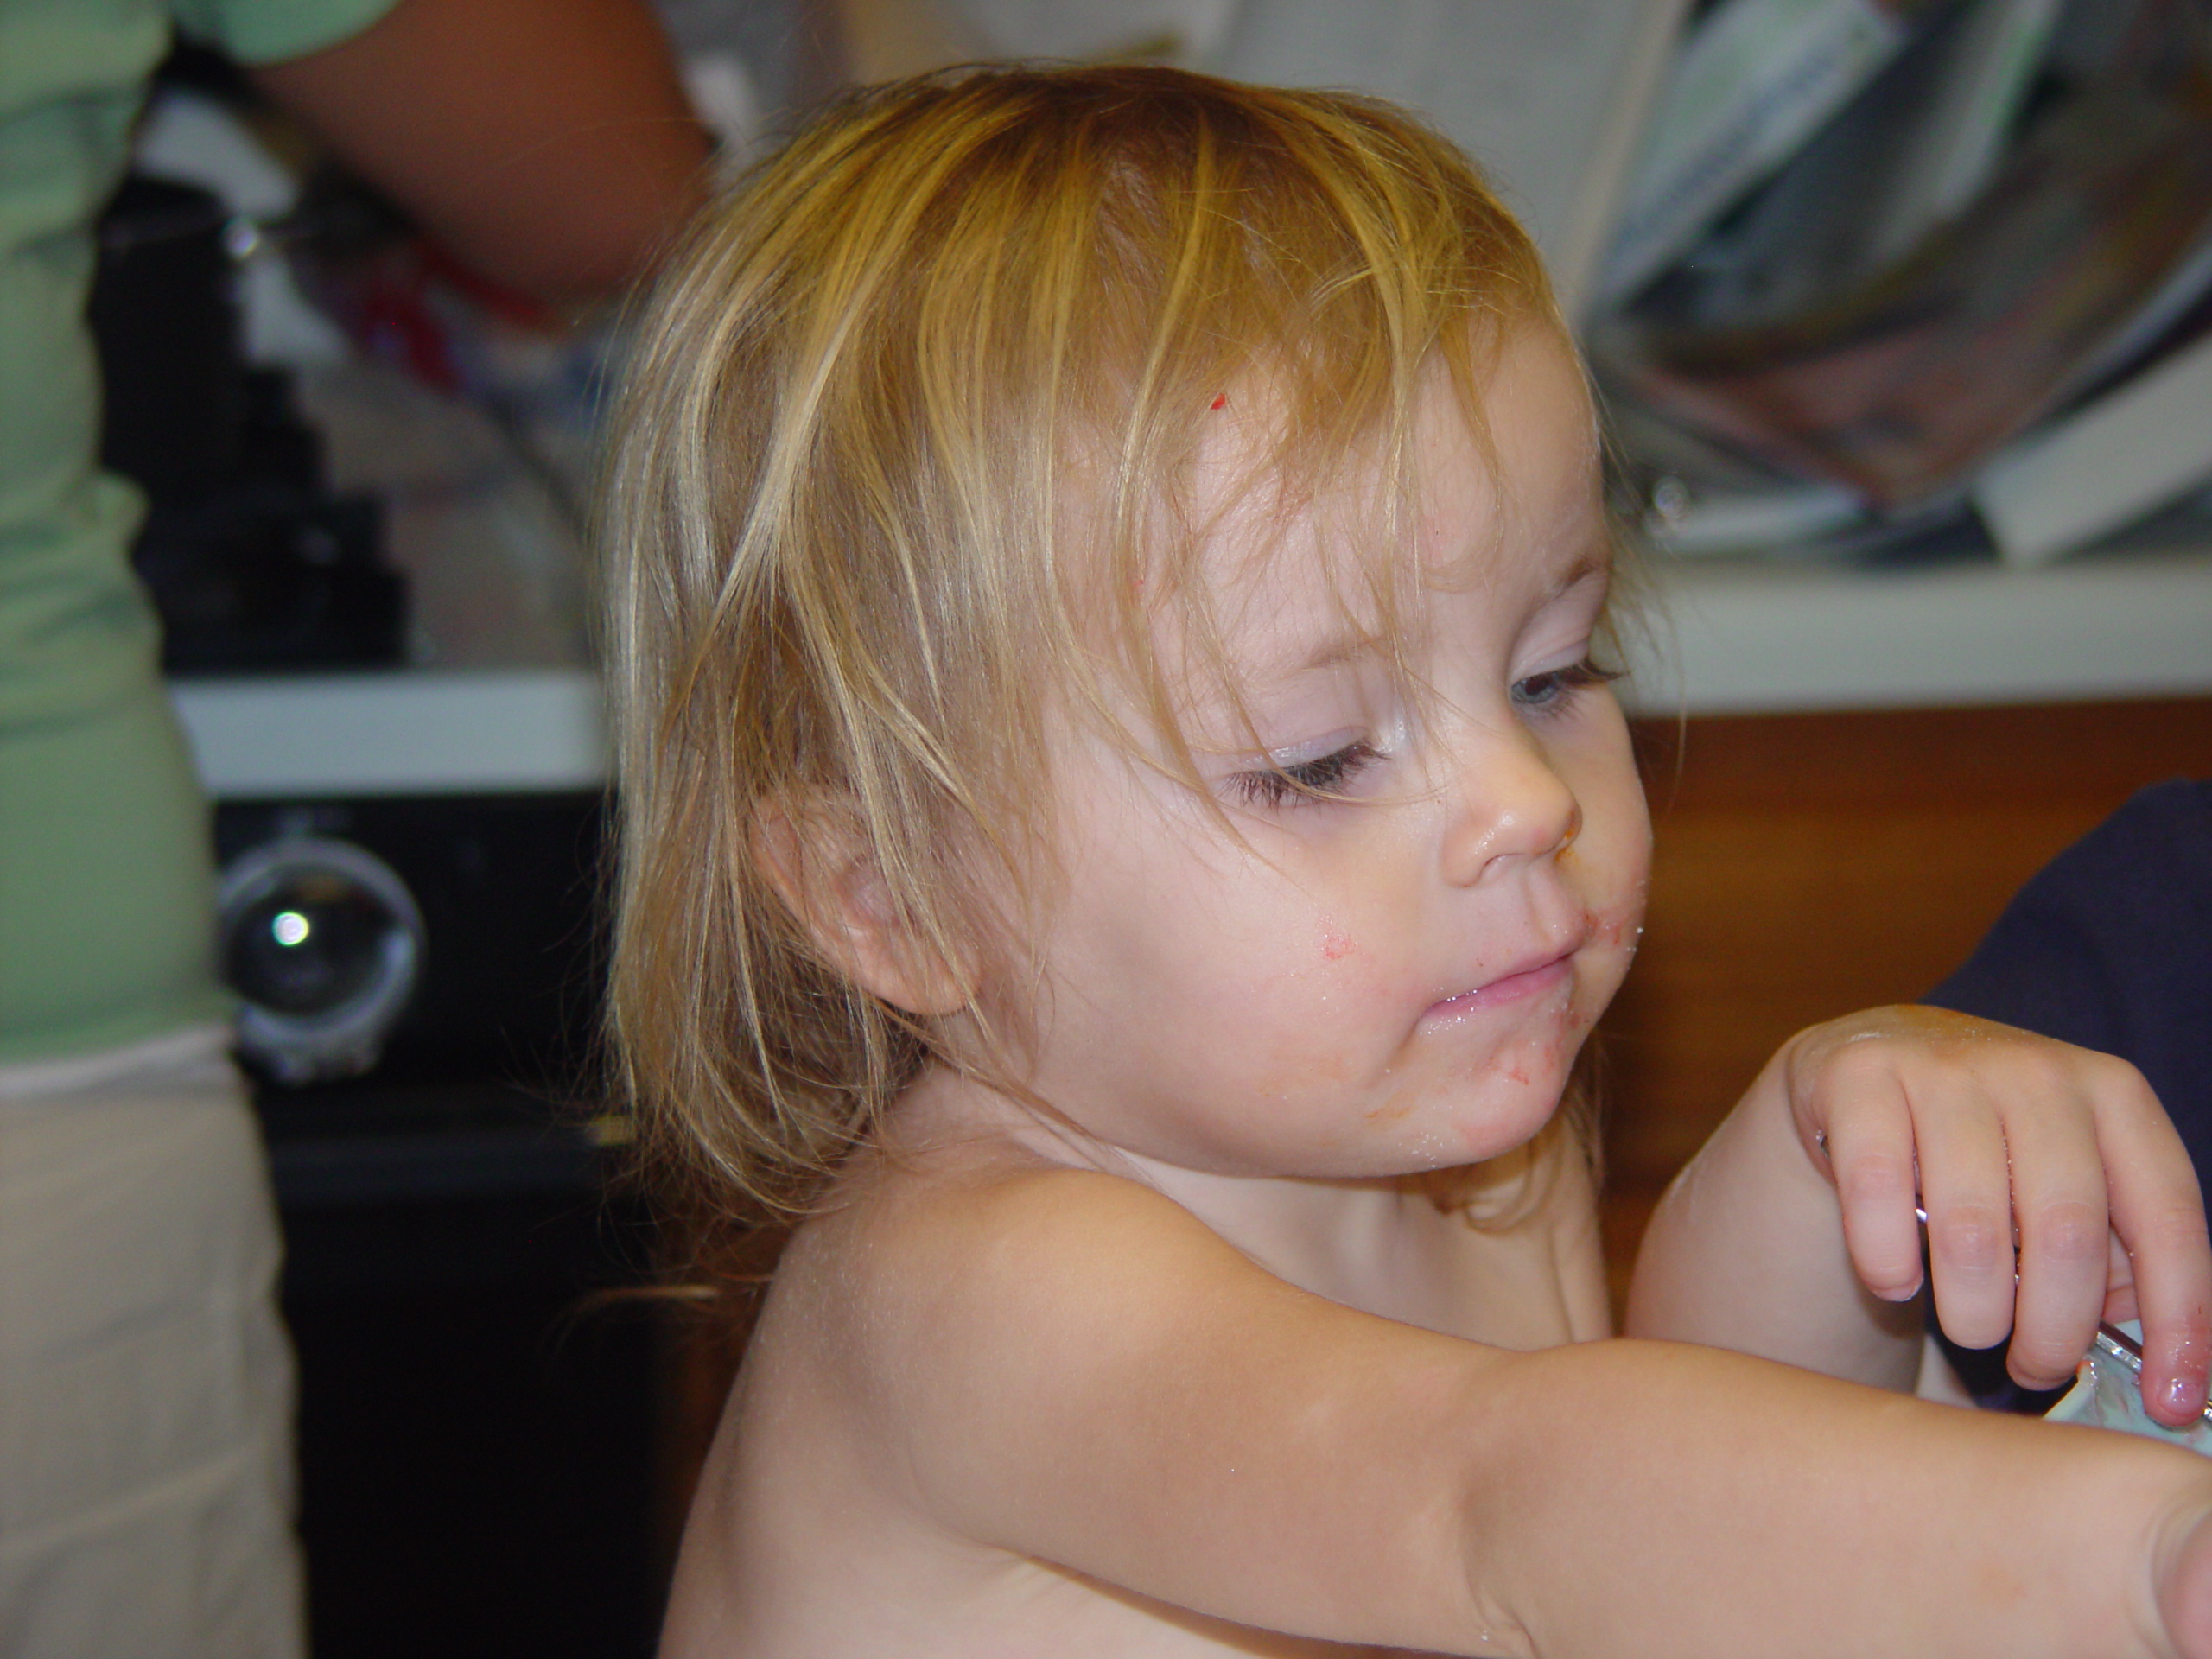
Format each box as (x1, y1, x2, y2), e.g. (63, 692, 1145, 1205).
(848, 1160, 2212, 1659)
(1629, 1007, 2212, 1423)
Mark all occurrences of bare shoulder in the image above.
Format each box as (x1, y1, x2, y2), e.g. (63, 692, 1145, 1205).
(662, 1139, 1299, 1648)
(664, 1143, 1212, 1654)
(779, 1135, 1262, 1391)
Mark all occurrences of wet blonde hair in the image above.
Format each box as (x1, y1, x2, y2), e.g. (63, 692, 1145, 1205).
(603, 63, 1573, 1228)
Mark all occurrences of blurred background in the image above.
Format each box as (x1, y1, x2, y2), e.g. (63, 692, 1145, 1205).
(105, 0, 2212, 1651)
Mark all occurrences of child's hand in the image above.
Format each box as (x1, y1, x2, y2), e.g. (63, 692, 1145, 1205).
(1783, 1006, 2212, 1426)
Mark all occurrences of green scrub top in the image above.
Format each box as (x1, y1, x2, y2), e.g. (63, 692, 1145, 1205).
(0, 0, 395, 1063)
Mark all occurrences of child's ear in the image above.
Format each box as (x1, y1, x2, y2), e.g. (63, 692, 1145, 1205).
(750, 794, 976, 1018)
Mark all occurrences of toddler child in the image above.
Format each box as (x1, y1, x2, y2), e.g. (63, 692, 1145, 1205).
(602, 64, 2212, 1657)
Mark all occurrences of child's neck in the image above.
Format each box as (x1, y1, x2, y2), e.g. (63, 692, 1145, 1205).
(882, 1062, 1488, 1317)
(1127, 1157, 1447, 1311)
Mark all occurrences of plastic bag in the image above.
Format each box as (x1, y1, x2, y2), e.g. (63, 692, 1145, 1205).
(2047, 1322, 2212, 1453)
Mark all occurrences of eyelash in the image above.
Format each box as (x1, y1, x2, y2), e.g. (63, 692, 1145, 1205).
(1511, 658, 1621, 712)
(1229, 659, 1618, 809)
(1231, 741, 1381, 809)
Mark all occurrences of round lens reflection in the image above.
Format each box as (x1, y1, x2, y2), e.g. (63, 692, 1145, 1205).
(226, 873, 399, 1017)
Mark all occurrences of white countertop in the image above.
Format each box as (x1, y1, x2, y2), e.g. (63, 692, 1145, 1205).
(170, 543, 2212, 800)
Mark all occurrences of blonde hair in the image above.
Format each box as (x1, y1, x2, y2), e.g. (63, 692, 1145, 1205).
(603, 63, 1570, 1229)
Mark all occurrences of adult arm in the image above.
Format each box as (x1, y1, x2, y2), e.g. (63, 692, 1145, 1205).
(251, 0, 713, 304)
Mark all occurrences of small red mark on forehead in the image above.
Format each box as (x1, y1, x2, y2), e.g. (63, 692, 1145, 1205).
(1210, 393, 1227, 410)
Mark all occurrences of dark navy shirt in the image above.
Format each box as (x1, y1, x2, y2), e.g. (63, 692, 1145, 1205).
(1921, 779, 2212, 1408)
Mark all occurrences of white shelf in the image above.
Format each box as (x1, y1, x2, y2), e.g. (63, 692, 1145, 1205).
(1622, 543, 2212, 715)
(171, 668, 607, 799)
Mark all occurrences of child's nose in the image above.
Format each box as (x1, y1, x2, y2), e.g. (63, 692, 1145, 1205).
(1436, 726, 1581, 887)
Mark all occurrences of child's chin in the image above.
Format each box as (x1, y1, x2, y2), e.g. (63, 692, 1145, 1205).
(1429, 1084, 1569, 1168)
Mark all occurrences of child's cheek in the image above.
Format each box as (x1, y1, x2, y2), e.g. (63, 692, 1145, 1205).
(1230, 918, 1386, 1100)
(1308, 915, 1395, 1012)
(1567, 800, 1653, 1015)
(1312, 909, 1440, 1005)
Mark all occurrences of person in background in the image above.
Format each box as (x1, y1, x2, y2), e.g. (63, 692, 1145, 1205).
(0, 2, 708, 1652)
(1927, 779, 2212, 1409)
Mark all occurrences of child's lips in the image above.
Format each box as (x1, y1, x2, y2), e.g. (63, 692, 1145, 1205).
(1421, 950, 1575, 1024)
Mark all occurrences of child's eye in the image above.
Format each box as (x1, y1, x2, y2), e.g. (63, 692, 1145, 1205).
(1510, 658, 1621, 712)
(1230, 741, 1381, 809)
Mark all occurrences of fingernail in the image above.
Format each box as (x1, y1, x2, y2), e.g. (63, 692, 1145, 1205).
(2164, 1375, 2201, 1415)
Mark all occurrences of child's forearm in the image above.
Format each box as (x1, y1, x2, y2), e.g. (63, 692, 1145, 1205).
(1626, 1033, 1926, 1388)
(1462, 1337, 2212, 1659)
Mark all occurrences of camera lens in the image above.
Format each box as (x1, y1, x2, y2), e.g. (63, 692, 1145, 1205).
(227, 874, 395, 1015)
(219, 838, 423, 1084)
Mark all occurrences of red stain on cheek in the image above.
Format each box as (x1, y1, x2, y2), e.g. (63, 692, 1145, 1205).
(1319, 928, 1356, 962)
(1364, 1093, 1415, 1124)
(1583, 904, 1645, 954)
(1504, 1065, 1530, 1085)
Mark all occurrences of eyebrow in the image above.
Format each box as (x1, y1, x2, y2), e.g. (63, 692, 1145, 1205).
(1279, 543, 1614, 679)
(1542, 548, 1614, 609)
(1294, 632, 1387, 677)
